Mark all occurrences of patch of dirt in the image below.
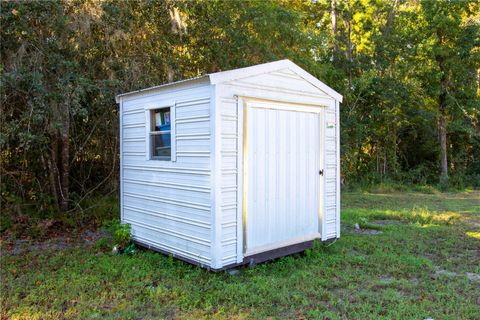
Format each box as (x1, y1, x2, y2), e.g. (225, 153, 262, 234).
(431, 269, 480, 282)
(466, 272, 480, 282)
(379, 275, 394, 284)
(370, 220, 405, 225)
(352, 228, 383, 235)
(432, 269, 458, 279)
(409, 276, 419, 284)
(343, 224, 383, 235)
(3, 229, 106, 256)
(462, 217, 480, 229)
(343, 224, 384, 235)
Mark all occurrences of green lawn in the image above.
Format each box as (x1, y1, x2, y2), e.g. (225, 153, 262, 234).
(1, 192, 479, 319)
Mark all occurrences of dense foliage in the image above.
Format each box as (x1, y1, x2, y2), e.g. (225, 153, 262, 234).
(1, 0, 479, 216)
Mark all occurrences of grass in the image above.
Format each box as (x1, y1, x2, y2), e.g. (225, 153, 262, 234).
(1, 191, 479, 319)
(0, 195, 119, 240)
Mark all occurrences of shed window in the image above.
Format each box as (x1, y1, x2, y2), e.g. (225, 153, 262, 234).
(150, 108, 171, 160)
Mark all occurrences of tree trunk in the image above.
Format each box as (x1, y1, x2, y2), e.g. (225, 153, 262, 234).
(59, 99, 70, 211)
(383, 150, 387, 175)
(45, 154, 59, 209)
(331, 0, 339, 63)
(385, 0, 399, 36)
(48, 135, 60, 210)
(346, 0, 353, 87)
(436, 48, 449, 183)
(438, 112, 448, 181)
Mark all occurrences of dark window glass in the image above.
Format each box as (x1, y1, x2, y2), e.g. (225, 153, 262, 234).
(151, 133, 171, 158)
(150, 108, 171, 160)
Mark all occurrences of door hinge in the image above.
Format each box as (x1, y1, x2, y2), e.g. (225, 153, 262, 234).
(319, 169, 324, 176)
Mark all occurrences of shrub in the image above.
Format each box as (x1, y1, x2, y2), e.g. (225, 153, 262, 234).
(110, 220, 132, 248)
(412, 185, 437, 194)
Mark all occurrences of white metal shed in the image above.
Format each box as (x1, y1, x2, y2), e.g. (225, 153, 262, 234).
(116, 60, 342, 270)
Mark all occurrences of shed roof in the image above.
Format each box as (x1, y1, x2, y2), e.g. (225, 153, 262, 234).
(115, 59, 343, 103)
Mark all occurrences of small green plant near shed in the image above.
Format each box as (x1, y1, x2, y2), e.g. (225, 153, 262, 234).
(94, 221, 135, 254)
(112, 222, 131, 248)
(111, 222, 136, 254)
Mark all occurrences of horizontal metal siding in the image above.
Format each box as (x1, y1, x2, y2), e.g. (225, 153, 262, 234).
(124, 196, 210, 223)
(121, 84, 214, 266)
(324, 106, 338, 239)
(123, 181, 210, 204)
(132, 226, 211, 265)
(218, 97, 238, 266)
(123, 156, 210, 167)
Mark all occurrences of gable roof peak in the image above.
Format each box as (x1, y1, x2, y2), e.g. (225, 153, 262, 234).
(209, 59, 342, 102)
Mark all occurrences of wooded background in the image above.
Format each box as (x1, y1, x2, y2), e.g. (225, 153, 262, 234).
(1, 0, 479, 217)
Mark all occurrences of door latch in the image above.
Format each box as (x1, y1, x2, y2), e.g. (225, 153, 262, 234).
(319, 169, 324, 176)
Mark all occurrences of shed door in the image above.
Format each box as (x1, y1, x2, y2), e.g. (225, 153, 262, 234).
(244, 102, 321, 256)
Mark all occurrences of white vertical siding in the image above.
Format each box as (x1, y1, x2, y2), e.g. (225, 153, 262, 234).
(244, 105, 320, 255)
(121, 81, 214, 267)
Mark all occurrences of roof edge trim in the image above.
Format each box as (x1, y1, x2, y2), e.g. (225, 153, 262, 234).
(115, 75, 210, 103)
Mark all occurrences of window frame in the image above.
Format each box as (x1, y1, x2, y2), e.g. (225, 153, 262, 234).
(145, 103, 176, 162)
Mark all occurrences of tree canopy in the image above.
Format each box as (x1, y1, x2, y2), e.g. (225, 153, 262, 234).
(1, 0, 479, 215)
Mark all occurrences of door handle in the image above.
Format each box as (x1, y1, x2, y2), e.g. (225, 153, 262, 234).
(319, 169, 324, 176)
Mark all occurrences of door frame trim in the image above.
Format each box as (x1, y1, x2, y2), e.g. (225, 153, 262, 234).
(237, 96, 326, 260)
